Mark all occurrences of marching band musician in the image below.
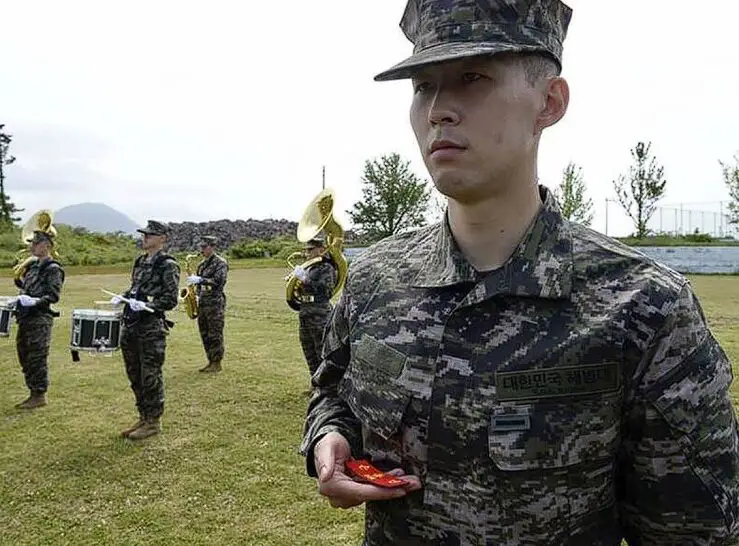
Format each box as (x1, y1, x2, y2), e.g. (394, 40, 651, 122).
(12, 229, 65, 410)
(186, 235, 229, 373)
(110, 220, 180, 440)
(292, 237, 337, 387)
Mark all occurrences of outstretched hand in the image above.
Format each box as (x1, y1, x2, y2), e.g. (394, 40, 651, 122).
(313, 432, 422, 509)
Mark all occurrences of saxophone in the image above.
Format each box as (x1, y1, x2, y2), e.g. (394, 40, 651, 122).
(285, 188, 348, 311)
(179, 253, 201, 319)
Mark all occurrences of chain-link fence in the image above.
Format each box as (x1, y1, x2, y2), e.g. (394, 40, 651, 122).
(604, 199, 737, 238)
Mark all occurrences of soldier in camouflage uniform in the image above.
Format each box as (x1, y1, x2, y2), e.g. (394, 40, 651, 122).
(111, 220, 180, 440)
(12, 230, 65, 410)
(301, 1, 739, 544)
(187, 235, 229, 373)
(292, 238, 338, 380)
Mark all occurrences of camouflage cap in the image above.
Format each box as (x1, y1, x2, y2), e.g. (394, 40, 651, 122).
(30, 230, 54, 245)
(137, 220, 170, 237)
(304, 237, 325, 249)
(374, 0, 573, 82)
(199, 235, 218, 246)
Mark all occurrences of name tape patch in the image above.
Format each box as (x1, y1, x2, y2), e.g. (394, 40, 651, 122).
(495, 362, 620, 401)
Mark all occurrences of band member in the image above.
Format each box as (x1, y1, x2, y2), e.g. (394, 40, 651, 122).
(292, 237, 337, 382)
(111, 220, 180, 440)
(12, 230, 65, 409)
(186, 235, 229, 373)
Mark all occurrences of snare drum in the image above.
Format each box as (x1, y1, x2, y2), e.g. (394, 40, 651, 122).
(70, 308, 122, 357)
(0, 296, 15, 337)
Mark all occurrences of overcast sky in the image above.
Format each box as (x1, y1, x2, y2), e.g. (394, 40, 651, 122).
(2, 0, 738, 237)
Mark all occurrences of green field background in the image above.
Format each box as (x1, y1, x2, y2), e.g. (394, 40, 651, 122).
(0, 269, 736, 545)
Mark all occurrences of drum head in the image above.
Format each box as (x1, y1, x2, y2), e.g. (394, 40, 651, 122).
(73, 309, 121, 318)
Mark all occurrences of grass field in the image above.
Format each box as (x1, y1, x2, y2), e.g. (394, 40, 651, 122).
(0, 269, 737, 545)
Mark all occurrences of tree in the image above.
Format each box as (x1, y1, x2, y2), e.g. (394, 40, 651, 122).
(427, 187, 447, 224)
(612, 141, 667, 238)
(347, 153, 431, 242)
(719, 152, 739, 226)
(0, 124, 24, 227)
(553, 161, 594, 226)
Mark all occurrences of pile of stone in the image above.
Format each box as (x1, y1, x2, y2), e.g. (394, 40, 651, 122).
(163, 218, 355, 252)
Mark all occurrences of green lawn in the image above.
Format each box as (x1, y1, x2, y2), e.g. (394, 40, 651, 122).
(0, 270, 737, 545)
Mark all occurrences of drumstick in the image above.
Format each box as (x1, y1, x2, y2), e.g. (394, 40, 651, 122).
(100, 289, 155, 313)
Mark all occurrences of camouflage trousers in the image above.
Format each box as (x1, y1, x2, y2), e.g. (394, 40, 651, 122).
(16, 314, 53, 393)
(298, 304, 332, 377)
(197, 297, 225, 363)
(120, 316, 168, 419)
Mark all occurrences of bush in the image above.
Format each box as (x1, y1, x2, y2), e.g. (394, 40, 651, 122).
(275, 242, 304, 261)
(684, 230, 713, 243)
(0, 223, 140, 267)
(229, 237, 301, 260)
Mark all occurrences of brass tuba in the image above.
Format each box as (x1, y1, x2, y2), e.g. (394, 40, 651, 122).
(179, 253, 201, 319)
(13, 209, 58, 282)
(285, 187, 348, 311)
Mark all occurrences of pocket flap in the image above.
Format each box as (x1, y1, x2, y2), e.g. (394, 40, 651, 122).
(488, 396, 620, 471)
(353, 334, 407, 378)
(339, 356, 410, 441)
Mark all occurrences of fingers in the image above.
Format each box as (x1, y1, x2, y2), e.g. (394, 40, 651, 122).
(313, 433, 423, 509)
(320, 473, 411, 509)
(388, 468, 421, 493)
(316, 446, 335, 484)
(314, 432, 351, 483)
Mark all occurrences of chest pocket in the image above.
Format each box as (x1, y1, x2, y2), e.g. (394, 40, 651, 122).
(338, 334, 410, 441)
(487, 390, 622, 471)
(136, 257, 169, 294)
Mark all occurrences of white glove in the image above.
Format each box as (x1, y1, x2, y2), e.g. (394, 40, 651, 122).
(128, 299, 148, 312)
(18, 295, 39, 307)
(294, 266, 308, 282)
(187, 275, 203, 285)
(110, 295, 124, 305)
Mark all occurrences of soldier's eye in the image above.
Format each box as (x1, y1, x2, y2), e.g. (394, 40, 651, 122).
(462, 72, 484, 83)
(412, 81, 432, 94)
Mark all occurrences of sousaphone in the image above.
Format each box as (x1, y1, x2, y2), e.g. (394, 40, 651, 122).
(13, 209, 58, 281)
(285, 188, 348, 311)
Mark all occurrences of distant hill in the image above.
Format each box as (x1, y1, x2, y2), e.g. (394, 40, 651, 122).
(54, 203, 140, 235)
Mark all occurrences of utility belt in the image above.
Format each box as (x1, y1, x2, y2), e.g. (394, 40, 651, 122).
(123, 296, 174, 330)
(14, 304, 60, 320)
(300, 295, 330, 304)
(198, 285, 223, 295)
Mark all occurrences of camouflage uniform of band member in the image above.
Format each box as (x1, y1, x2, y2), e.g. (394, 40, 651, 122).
(301, 1, 739, 544)
(13, 230, 65, 409)
(298, 239, 338, 378)
(193, 235, 229, 373)
(118, 220, 180, 440)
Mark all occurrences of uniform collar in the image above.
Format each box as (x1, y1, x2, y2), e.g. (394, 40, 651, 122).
(411, 185, 573, 301)
(145, 248, 163, 263)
